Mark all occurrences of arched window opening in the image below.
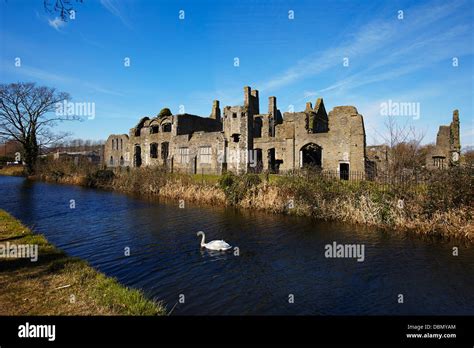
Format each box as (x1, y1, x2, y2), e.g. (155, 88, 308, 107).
(150, 143, 158, 158)
(162, 123, 172, 132)
(300, 143, 322, 169)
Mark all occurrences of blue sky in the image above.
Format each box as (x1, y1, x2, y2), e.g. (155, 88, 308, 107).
(0, 0, 473, 146)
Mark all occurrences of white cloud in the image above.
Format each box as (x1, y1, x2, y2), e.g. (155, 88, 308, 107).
(48, 17, 65, 31)
(260, 0, 469, 94)
(100, 0, 133, 29)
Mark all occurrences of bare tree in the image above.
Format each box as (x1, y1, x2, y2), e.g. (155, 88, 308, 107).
(44, 0, 83, 21)
(0, 82, 78, 174)
(374, 116, 427, 174)
(462, 147, 474, 168)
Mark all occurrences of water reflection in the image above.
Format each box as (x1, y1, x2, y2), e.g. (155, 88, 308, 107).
(0, 176, 473, 315)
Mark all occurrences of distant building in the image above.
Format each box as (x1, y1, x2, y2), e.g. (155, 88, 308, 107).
(0, 140, 22, 159)
(53, 150, 102, 165)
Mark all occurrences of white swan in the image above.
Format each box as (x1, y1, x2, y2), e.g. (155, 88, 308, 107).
(197, 231, 232, 251)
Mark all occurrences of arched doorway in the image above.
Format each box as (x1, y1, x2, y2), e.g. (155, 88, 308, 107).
(300, 143, 322, 168)
(134, 145, 142, 167)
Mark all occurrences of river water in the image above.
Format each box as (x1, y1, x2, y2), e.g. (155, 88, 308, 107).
(0, 176, 472, 315)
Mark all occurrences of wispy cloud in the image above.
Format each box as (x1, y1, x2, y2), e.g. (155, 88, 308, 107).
(352, 80, 467, 145)
(260, 0, 470, 95)
(305, 26, 472, 100)
(48, 17, 65, 31)
(1, 60, 124, 97)
(79, 33, 104, 49)
(36, 11, 66, 32)
(100, 0, 133, 29)
(259, 19, 394, 92)
(4, 63, 73, 84)
(83, 82, 125, 96)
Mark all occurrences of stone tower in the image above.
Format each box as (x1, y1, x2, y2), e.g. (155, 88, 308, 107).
(450, 109, 461, 165)
(221, 86, 259, 173)
(210, 100, 221, 121)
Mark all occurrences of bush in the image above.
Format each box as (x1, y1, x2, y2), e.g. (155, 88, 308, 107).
(218, 172, 261, 205)
(86, 169, 115, 187)
(158, 108, 172, 117)
(218, 172, 235, 190)
(424, 167, 473, 215)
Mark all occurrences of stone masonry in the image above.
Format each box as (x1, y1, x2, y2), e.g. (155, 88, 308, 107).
(105, 86, 369, 178)
(425, 110, 461, 169)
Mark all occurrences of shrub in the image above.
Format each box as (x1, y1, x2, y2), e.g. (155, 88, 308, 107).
(424, 167, 473, 215)
(86, 169, 115, 187)
(218, 172, 261, 205)
(158, 108, 172, 117)
(218, 172, 235, 190)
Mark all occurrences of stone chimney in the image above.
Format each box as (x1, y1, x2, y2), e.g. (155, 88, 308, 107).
(268, 96, 277, 116)
(251, 89, 259, 114)
(305, 102, 313, 112)
(243, 86, 251, 108)
(210, 100, 221, 121)
(451, 109, 460, 152)
(453, 109, 459, 122)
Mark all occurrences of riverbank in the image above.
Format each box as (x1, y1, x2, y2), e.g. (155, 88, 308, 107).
(1, 162, 472, 242)
(0, 164, 24, 176)
(0, 209, 166, 315)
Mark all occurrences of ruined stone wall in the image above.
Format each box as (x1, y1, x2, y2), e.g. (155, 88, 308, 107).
(105, 86, 369, 177)
(170, 131, 225, 174)
(366, 145, 390, 175)
(175, 114, 222, 135)
(426, 110, 461, 169)
(312, 98, 329, 133)
(104, 134, 131, 167)
(222, 105, 252, 174)
(264, 105, 366, 174)
(127, 116, 174, 168)
(322, 106, 366, 173)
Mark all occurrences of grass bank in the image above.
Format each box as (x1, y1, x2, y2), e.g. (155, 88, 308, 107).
(7, 159, 474, 242)
(0, 164, 25, 176)
(0, 209, 165, 315)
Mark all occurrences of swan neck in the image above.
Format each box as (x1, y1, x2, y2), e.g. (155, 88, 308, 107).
(200, 233, 205, 246)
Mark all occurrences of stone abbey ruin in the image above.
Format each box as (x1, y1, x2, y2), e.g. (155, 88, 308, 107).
(105, 86, 461, 177)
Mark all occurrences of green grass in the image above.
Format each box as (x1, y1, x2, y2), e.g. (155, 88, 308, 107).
(0, 210, 166, 315)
